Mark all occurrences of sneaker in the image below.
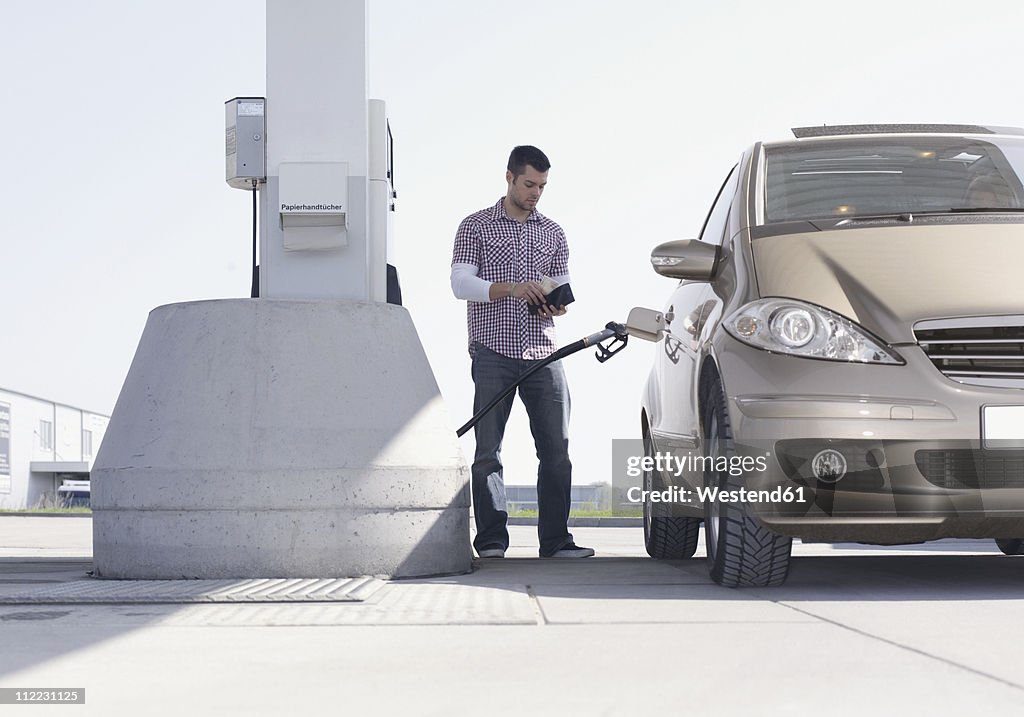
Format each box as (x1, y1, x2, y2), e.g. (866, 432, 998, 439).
(477, 547, 506, 559)
(542, 542, 595, 559)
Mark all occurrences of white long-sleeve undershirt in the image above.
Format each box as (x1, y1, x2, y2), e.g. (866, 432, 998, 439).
(450, 263, 571, 302)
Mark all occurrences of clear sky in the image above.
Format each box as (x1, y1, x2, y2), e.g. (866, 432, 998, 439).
(3, 0, 1023, 485)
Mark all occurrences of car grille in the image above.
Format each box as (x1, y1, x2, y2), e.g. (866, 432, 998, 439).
(915, 320, 1024, 387)
(916, 449, 1024, 489)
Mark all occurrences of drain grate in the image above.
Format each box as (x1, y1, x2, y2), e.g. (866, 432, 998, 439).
(0, 576, 385, 604)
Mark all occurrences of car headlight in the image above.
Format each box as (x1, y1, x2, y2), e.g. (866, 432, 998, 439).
(724, 299, 904, 364)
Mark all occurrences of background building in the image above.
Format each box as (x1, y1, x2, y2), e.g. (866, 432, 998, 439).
(0, 387, 109, 510)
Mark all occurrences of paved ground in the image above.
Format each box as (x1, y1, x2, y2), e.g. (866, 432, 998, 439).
(1, 515, 1023, 715)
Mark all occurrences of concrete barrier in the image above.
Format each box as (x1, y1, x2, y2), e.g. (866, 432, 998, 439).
(92, 299, 471, 578)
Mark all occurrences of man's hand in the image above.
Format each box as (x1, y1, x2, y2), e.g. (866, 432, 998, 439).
(506, 282, 568, 318)
(510, 280, 546, 304)
(538, 304, 567, 318)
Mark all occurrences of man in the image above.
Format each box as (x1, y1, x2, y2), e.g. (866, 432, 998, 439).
(450, 145, 594, 559)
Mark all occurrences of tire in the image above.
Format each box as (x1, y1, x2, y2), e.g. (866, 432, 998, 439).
(701, 375, 792, 587)
(642, 428, 700, 559)
(995, 538, 1024, 555)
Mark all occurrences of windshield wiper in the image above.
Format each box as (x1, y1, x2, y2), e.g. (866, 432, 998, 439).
(827, 208, 1024, 226)
(940, 207, 1024, 213)
(831, 212, 917, 226)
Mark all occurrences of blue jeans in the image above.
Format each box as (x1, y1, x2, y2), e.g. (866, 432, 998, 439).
(470, 342, 574, 557)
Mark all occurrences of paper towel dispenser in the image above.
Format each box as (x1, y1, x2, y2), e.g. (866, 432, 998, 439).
(279, 161, 349, 250)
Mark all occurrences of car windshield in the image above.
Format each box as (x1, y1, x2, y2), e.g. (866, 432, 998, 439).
(763, 136, 1024, 223)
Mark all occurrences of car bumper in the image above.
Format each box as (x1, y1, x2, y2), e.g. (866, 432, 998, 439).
(713, 336, 1024, 541)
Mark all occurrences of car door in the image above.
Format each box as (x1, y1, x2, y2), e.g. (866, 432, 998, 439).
(652, 165, 739, 460)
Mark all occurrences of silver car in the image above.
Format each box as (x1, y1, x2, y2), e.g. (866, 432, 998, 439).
(640, 124, 1024, 586)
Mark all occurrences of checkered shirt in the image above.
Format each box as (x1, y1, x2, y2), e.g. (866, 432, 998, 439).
(452, 198, 570, 360)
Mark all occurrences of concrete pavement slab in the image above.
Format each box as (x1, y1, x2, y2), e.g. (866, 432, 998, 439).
(2, 515, 1024, 715)
(532, 583, 817, 625)
(448, 555, 709, 586)
(0, 515, 92, 559)
(1, 621, 1023, 716)
(0, 558, 92, 591)
(774, 597, 1024, 692)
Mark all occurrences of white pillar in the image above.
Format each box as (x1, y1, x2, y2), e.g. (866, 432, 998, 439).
(260, 0, 371, 300)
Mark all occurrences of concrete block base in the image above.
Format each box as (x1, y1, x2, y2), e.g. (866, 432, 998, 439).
(91, 299, 471, 579)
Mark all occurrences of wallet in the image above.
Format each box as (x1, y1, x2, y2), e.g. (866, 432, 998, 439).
(528, 282, 575, 314)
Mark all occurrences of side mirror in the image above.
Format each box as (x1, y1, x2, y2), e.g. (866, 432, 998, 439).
(650, 239, 720, 281)
(624, 307, 665, 342)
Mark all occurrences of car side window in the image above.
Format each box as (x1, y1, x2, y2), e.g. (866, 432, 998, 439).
(697, 165, 739, 246)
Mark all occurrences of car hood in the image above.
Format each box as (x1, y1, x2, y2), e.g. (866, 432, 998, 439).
(751, 222, 1024, 343)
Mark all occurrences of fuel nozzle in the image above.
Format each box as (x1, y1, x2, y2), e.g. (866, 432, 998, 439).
(594, 321, 629, 363)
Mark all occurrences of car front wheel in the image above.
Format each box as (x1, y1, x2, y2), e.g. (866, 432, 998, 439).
(701, 375, 792, 587)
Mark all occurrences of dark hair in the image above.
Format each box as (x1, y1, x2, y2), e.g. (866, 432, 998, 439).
(507, 145, 551, 177)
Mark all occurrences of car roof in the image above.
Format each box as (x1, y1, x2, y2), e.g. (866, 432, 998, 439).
(790, 123, 1024, 139)
(755, 124, 1024, 152)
